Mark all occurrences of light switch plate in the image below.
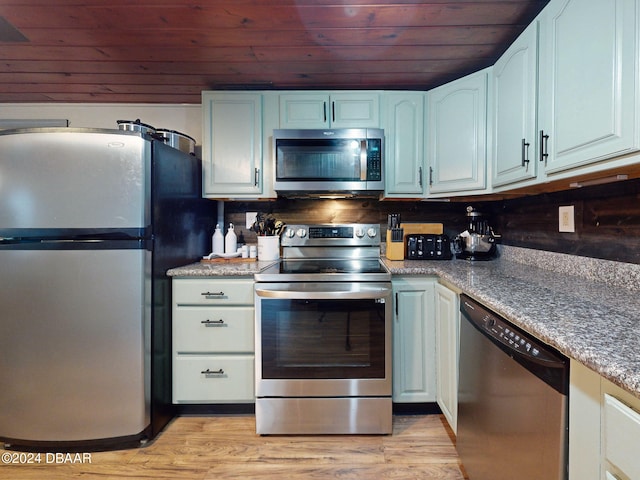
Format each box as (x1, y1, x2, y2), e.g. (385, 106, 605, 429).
(246, 212, 258, 229)
(559, 206, 575, 233)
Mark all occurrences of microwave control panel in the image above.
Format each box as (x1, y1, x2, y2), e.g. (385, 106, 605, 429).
(366, 139, 382, 181)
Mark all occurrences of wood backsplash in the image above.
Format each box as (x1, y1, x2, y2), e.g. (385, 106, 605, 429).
(223, 177, 640, 265)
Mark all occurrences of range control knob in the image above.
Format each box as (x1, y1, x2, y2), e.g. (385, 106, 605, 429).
(285, 228, 296, 238)
(296, 228, 307, 238)
(367, 227, 377, 238)
(355, 228, 365, 238)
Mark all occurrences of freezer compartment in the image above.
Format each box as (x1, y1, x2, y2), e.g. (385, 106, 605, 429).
(0, 248, 151, 444)
(0, 129, 149, 230)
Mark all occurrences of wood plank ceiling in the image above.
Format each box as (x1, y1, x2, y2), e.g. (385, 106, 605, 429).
(0, 0, 549, 104)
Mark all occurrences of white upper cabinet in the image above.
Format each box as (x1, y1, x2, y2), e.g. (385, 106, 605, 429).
(202, 92, 266, 198)
(427, 69, 489, 195)
(538, 0, 640, 174)
(492, 22, 539, 188)
(382, 92, 426, 197)
(279, 92, 380, 129)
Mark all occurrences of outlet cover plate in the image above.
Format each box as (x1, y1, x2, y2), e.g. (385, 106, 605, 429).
(246, 212, 258, 229)
(559, 205, 575, 233)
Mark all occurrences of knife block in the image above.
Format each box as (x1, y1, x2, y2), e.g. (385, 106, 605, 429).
(385, 223, 444, 261)
(385, 230, 405, 260)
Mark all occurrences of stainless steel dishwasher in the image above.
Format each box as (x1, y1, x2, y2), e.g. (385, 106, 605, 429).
(457, 294, 569, 480)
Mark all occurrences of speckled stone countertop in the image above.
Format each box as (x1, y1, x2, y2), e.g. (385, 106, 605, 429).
(384, 246, 640, 399)
(166, 246, 640, 399)
(167, 260, 277, 277)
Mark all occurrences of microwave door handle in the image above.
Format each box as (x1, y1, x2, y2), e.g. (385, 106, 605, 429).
(360, 140, 367, 180)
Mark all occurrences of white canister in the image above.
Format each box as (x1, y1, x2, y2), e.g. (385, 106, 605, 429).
(224, 223, 237, 254)
(249, 245, 257, 259)
(257, 235, 280, 261)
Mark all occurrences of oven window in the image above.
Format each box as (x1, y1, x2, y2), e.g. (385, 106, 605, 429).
(260, 298, 386, 379)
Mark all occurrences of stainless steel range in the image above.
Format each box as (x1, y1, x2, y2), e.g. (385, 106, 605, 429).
(254, 223, 392, 435)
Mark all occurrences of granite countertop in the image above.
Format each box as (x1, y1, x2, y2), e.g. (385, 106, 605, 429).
(384, 248, 640, 399)
(167, 259, 277, 277)
(166, 247, 640, 399)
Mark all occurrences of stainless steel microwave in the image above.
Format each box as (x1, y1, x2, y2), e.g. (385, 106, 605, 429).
(273, 128, 384, 197)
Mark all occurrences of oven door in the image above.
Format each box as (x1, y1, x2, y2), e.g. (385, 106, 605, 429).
(255, 282, 392, 398)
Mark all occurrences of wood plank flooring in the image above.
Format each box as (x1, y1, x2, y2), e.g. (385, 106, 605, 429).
(1, 414, 467, 479)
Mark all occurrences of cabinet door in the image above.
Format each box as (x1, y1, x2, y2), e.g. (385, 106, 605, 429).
(279, 93, 330, 129)
(602, 379, 640, 480)
(330, 92, 380, 128)
(492, 22, 539, 187)
(202, 92, 263, 197)
(392, 277, 436, 403)
(382, 92, 426, 197)
(539, 0, 639, 174)
(568, 359, 601, 480)
(279, 92, 380, 128)
(427, 69, 488, 194)
(435, 283, 459, 434)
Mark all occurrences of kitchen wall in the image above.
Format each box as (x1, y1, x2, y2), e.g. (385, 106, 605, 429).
(0, 103, 202, 143)
(484, 177, 640, 264)
(226, 177, 640, 265)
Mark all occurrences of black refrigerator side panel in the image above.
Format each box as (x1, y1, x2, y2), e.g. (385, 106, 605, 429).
(150, 140, 216, 437)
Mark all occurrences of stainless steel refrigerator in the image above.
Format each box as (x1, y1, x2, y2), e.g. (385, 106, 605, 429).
(0, 127, 214, 449)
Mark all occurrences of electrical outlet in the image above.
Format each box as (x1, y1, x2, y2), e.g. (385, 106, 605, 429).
(246, 212, 258, 229)
(559, 206, 575, 233)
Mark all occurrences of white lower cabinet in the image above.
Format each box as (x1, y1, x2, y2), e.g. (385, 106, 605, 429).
(172, 277, 255, 403)
(569, 359, 640, 480)
(569, 359, 602, 480)
(434, 282, 460, 434)
(602, 381, 640, 480)
(392, 276, 436, 403)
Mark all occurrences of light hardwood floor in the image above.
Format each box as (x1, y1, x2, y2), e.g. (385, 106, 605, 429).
(1, 414, 467, 479)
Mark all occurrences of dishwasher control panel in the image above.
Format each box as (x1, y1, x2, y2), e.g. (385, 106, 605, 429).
(460, 295, 566, 367)
(481, 313, 558, 363)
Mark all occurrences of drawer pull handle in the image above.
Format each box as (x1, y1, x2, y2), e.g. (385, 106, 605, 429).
(201, 368, 225, 376)
(201, 291, 224, 297)
(201, 319, 225, 326)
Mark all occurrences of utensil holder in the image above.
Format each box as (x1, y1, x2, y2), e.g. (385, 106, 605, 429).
(257, 236, 280, 261)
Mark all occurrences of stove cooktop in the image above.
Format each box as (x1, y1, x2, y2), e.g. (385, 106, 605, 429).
(255, 257, 391, 282)
(255, 223, 391, 282)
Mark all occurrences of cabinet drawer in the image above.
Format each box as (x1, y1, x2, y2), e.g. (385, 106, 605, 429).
(603, 393, 640, 479)
(173, 278, 254, 305)
(173, 355, 255, 403)
(173, 306, 254, 353)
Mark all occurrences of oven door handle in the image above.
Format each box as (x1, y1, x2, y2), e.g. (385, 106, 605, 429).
(255, 285, 391, 300)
